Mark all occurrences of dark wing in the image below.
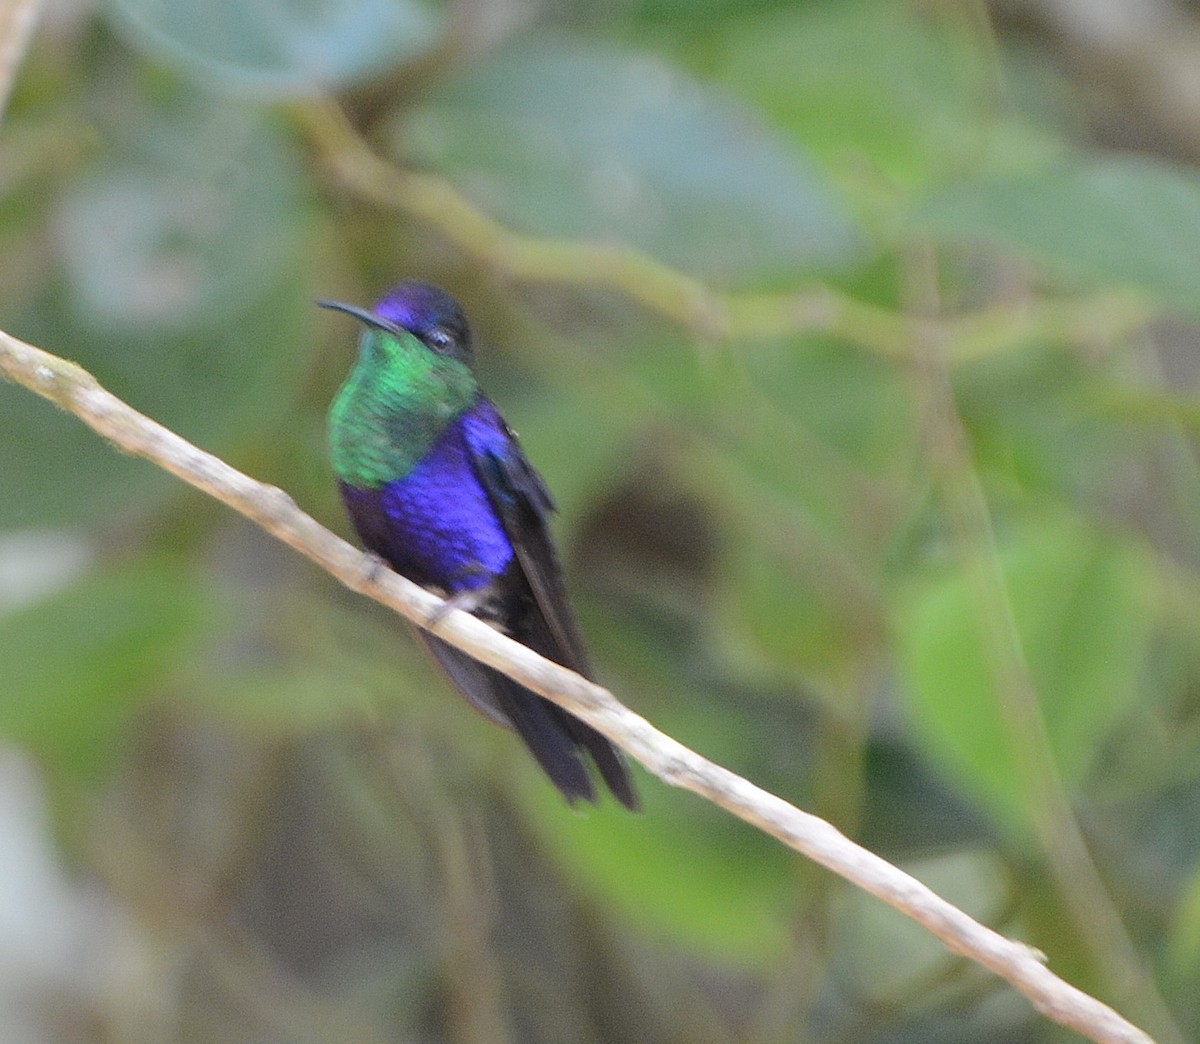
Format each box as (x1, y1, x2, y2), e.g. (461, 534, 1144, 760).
(465, 413, 638, 810)
(472, 434, 592, 673)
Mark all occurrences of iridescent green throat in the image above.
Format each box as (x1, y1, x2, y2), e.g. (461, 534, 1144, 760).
(329, 328, 479, 489)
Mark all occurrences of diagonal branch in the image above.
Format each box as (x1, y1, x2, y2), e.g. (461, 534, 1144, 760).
(0, 328, 1156, 1044)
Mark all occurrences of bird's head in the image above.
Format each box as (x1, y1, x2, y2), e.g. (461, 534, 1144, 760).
(318, 281, 474, 367)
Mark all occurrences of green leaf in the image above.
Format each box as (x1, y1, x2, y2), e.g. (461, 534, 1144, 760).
(0, 87, 310, 528)
(720, 534, 884, 686)
(57, 106, 303, 334)
(717, 1, 1065, 196)
(895, 513, 1154, 836)
(179, 596, 438, 736)
(921, 156, 1200, 314)
(630, 0, 797, 21)
(105, 0, 442, 95)
(530, 779, 795, 963)
(1168, 863, 1200, 985)
(0, 560, 212, 779)
(737, 333, 917, 478)
(396, 33, 860, 283)
(954, 345, 1133, 503)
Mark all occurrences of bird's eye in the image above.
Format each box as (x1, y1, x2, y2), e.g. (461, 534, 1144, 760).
(426, 326, 454, 353)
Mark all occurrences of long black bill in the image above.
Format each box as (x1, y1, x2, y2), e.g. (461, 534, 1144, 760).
(316, 299, 403, 336)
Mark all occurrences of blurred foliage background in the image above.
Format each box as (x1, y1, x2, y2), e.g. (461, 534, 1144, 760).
(2, 0, 1200, 1040)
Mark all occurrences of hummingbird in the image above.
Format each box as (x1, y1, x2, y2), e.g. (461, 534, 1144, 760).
(321, 281, 638, 809)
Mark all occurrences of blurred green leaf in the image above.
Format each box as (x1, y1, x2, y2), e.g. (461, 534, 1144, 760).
(618, 332, 905, 682)
(531, 781, 795, 963)
(0, 89, 310, 528)
(955, 346, 1133, 503)
(396, 33, 860, 283)
(921, 156, 1200, 314)
(717, 1, 1065, 199)
(720, 535, 883, 685)
(0, 560, 211, 779)
(186, 663, 380, 736)
(0, 383, 159, 530)
(180, 594, 439, 736)
(105, 0, 442, 95)
(57, 102, 304, 333)
(736, 333, 916, 484)
(896, 513, 1155, 836)
(859, 740, 995, 854)
(1168, 863, 1200, 985)
(628, 0, 799, 21)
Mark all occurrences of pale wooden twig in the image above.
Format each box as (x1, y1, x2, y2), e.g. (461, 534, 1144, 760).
(0, 325, 1156, 1044)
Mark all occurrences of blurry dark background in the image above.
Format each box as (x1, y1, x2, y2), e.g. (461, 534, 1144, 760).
(2, 0, 1200, 1040)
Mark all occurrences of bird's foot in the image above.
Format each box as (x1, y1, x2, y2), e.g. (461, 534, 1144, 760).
(426, 587, 487, 631)
(359, 551, 391, 587)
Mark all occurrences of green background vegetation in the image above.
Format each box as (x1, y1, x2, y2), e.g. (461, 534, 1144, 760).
(2, 0, 1199, 1040)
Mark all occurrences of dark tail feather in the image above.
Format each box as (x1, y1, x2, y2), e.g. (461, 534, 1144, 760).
(559, 713, 639, 810)
(421, 633, 637, 807)
(489, 675, 598, 805)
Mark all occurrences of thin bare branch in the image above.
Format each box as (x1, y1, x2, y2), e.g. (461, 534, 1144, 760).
(0, 325, 1156, 1044)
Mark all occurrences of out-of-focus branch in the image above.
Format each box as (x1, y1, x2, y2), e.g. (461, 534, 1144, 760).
(0, 325, 1155, 1044)
(295, 100, 1155, 358)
